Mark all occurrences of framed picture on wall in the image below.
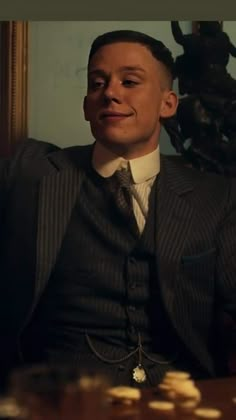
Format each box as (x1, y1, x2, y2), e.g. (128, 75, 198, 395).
(0, 21, 28, 157)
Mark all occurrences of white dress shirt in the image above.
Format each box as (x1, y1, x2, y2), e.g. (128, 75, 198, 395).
(92, 142, 160, 233)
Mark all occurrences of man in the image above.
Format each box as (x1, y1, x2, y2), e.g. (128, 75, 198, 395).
(0, 30, 236, 389)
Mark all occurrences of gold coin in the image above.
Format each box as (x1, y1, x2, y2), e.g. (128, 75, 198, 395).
(165, 371, 190, 380)
(106, 386, 141, 400)
(148, 400, 175, 410)
(194, 407, 222, 418)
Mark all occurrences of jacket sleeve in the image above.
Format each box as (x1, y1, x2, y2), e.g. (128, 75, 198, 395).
(215, 177, 236, 320)
(0, 138, 60, 391)
(1, 137, 60, 229)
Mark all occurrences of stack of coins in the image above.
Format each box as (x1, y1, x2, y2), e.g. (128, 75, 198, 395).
(158, 371, 201, 412)
(106, 386, 141, 405)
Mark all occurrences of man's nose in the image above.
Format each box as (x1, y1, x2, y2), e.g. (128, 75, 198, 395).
(103, 80, 122, 103)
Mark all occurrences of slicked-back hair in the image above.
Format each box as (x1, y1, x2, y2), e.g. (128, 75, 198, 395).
(88, 30, 175, 88)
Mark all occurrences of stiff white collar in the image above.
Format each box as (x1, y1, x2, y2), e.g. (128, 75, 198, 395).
(92, 141, 160, 184)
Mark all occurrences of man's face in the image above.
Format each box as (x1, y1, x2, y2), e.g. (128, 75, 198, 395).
(84, 42, 177, 158)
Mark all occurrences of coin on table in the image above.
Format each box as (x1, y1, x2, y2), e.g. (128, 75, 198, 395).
(148, 400, 175, 411)
(165, 371, 191, 380)
(194, 407, 222, 418)
(177, 399, 200, 409)
(173, 380, 201, 399)
(106, 386, 141, 401)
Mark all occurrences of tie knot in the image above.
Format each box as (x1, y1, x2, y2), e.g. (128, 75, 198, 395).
(115, 168, 132, 188)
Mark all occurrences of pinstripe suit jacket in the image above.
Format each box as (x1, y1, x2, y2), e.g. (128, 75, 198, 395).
(0, 139, 236, 379)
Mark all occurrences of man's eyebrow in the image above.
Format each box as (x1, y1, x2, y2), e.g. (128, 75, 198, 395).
(88, 66, 146, 77)
(120, 66, 146, 73)
(88, 69, 106, 77)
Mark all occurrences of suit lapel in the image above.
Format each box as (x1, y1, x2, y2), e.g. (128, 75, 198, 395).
(156, 156, 214, 372)
(1, 153, 75, 337)
(156, 155, 195, 311)
(35, 146, 92, 305)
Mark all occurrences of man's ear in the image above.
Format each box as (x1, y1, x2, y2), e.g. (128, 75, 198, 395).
(83, 96, 90, 121)
(160, 91, 178, 118)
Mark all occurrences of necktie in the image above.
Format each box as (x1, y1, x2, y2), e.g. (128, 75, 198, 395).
(109, 167, 134, 221)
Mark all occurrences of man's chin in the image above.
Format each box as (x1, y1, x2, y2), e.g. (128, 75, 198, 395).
(98, 137, 135, 150)
(97, 136, 134, 146)
(97, 138, 143, 158)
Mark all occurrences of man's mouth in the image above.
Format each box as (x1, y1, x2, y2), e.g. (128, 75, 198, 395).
(100, 112, 131, 120)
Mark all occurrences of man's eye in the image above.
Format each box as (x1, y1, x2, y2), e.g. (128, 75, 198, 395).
(123, 79, 139, 86)
(89, 80, 105, 90)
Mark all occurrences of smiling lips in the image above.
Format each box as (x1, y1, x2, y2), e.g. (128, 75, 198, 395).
(100, 111, 131, 121)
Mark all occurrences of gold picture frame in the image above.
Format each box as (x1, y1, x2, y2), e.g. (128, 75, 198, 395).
(0, 21, 28, 157)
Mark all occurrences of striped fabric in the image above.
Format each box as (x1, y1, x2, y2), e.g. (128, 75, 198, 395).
(32, 148, 236, 377)
(22, 172, 182, 386)
(111, 168, 134, 221)
(36, 170, 82, 301)
(1, 142, 236, 384)
(132, 177, 156, 233)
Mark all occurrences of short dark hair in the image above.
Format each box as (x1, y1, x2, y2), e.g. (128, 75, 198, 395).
(88, 30, 175, 84)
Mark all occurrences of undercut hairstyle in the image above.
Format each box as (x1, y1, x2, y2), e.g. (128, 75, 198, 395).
(88, 30, 175, 88)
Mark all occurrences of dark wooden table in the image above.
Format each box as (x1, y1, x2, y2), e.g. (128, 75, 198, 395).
(4, 375, 235, 419)
(108, 376, 236, 420)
